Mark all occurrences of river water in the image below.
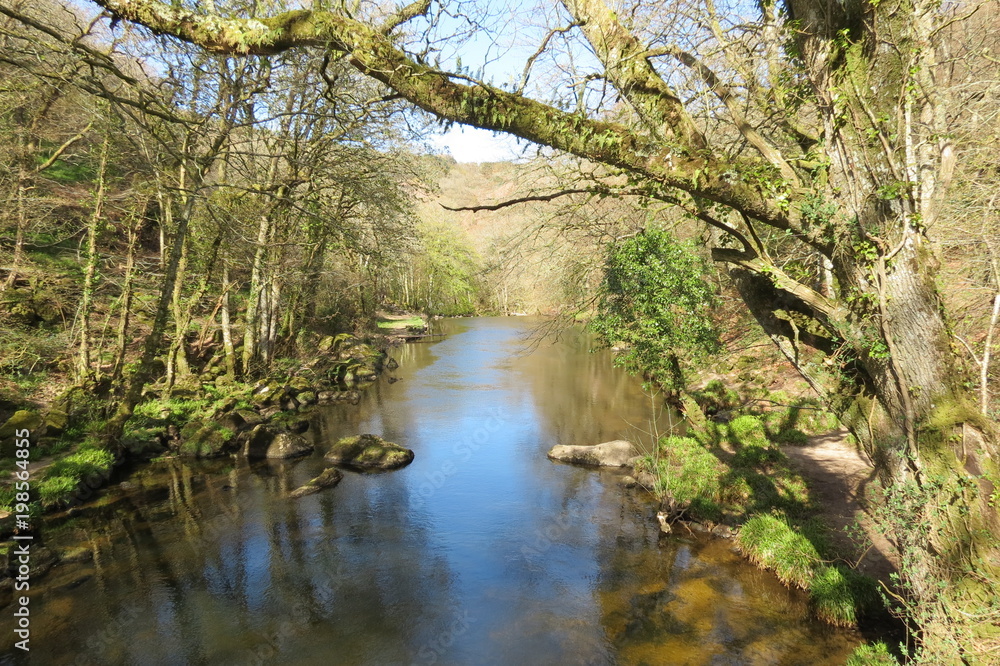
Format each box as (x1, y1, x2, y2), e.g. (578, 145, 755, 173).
(5, 317, 863, 664)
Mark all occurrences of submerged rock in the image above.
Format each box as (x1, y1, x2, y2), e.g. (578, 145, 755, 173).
(242, 424, 276, 458)
(325, 434, 414, 470)
(547, 440, 638, 467)
(289, 468, 344, 498)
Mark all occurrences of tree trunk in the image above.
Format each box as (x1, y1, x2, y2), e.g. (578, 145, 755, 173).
(220, 264, 238, 379)
(111, 210, 143, 384)
(77, 138, 110, 382)
(106, 195, 195, 445)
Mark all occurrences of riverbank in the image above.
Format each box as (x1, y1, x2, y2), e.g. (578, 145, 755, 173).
(1, 317, 869, 664)
(0, 331, 394, 542)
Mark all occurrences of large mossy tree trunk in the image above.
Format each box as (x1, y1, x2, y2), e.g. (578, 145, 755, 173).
(85, 0, 1000, 658)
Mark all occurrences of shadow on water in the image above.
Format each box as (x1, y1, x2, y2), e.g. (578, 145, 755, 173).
(6, 317, 870, 665)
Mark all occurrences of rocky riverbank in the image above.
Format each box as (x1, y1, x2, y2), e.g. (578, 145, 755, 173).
(0, 332, 414, 606)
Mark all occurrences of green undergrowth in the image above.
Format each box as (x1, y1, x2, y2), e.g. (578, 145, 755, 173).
(689, 380, 841, 446)
(637, 395, 883, 629)
(637, 413, 816, 523)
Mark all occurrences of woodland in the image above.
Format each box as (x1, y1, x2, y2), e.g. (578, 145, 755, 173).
(1, 0, 999, 662)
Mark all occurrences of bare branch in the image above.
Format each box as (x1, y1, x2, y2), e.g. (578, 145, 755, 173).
(33, 120, 94, 173)
(647, 44, 802, 188)
(441, 187, 601, 211)
(379, 0, 432, 35)
(517, 21, 582, 94)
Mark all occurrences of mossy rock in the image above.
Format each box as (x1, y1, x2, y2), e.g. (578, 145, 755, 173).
(121, 427, 167, 459)
(44, 409, 69, 437)
(234, 409, 264, 428)
(178, 422, 236, 458)
(251, 381, 284, 406)
(325, 434, 414, 470)
(0, 410, 43, 456)
(289, 377, 312, 393)
(289, 468, 343, 498)
(297, 391, 317, 406)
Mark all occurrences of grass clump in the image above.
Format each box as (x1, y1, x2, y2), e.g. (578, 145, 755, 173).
(376, 316, 425, 330)
(639, 436, 726, 518)
(737, 513, 881, 628)
(36, 445, 116, 507)
(737, 512, 821, 588)
(844, 641, 898, 665)
(811, 564, 882, 626)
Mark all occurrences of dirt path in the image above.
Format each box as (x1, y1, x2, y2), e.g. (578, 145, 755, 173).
(781, 428, 900, 585)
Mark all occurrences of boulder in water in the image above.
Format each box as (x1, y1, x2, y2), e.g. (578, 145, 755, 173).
(266, 432, 313, 459)
(325, 434, 413, 470)
(547, 440, 638, 467)
(290, 468, 343, 498)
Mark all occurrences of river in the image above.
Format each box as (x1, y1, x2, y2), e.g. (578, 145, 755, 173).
(5, 317, 864, 664)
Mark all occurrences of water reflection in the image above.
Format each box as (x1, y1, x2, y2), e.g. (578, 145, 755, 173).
(7, 317, 861, 665)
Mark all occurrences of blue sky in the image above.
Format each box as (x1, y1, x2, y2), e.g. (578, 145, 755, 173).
(421, 0, 546, 162)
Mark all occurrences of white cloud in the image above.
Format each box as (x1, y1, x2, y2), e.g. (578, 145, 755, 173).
(428, 126, 528, 163)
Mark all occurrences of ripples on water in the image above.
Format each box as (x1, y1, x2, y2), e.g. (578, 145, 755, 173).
(6, 317, 862, 664)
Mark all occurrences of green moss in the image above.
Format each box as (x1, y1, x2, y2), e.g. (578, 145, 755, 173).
(923, 396, 986, 435)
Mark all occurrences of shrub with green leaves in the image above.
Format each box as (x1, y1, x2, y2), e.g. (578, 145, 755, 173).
(590, 227, 720, 392)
